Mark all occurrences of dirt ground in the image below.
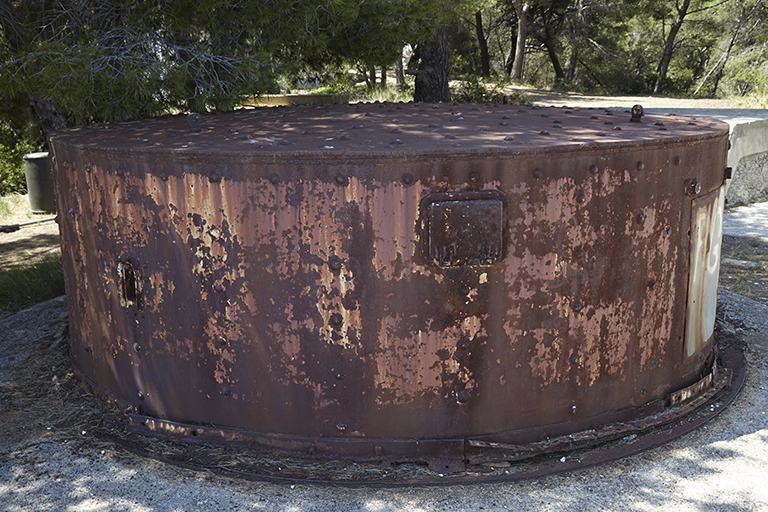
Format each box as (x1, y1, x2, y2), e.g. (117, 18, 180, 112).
(0, 194, 59, 268)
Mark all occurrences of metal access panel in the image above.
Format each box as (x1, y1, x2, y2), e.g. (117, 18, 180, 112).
(50, 103, 731, 462)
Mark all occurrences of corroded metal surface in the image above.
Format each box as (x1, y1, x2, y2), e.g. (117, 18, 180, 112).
(50, 102, 731, 462)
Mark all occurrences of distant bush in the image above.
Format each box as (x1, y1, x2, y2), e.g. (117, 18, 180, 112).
(0, 121, 39, 195)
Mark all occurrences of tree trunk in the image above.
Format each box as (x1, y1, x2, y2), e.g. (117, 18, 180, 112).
(29, 94, 68, 149)
(566, 0, 585, 81)
(543, 25, 565, 80)
(395, 56, 406, 91)
(381, 66, 387, 89)
(653, 0, 691, 94)
(511, 1, 529, 79)
(369, 64, 376, 88)
(505, 29, 516, 76)
(475, 10, 490, 77)
(413, 27, 450, 103)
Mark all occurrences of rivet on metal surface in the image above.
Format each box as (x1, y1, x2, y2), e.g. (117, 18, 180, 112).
(540, 130, 550, 135)
(78, 298, 84, 307)
(187, 113, 202, 132)
(459, 284, 471, 296)
(456, 391, 470, 404)
(74, 254, 80, 262)
(138, 391, 144, 400)
(446, 134, 456, 139)
(330, 313, 344, 327)
(340, 135, 350, 141)
(401, 173, 414, 185)
(457, 338, 471, 350)
(333, 369, 344, 381)
(648, 280, 657, 290)
(569, 353, 580, 365)
(576, 193, 586, 204)
(83, 343, 89, 352)
(589, 164, 599, 175)
(334, 174, 348, 186)
(336, 423, 347, 433)
(532, 168, 542, 179)
(133, 343, 140, 353)
(217, 336, 227, 346)
(570, 405, 578, 414)
(685, 179, 702, 197)
(572, 301, 583, 312)
(279, 139, 290, 145)
(573, 247, 585, 260)
(636, 213, 646, 224)
(220, 386, 231, 397)
(269, 173, 280, 185)
(328, 256, 343, 272)
(469, 171, 480, 183)
(665, 225, 672, 237)
(159, 171, 168, 181)
(392, 128, 402, 134)
(504, 136, 514, 141)
(630, 104, 644, 122)
(209, 173, 221, 183)
(116, 168, 124, 177)
(213, 282, 224, 293)
(636, 161, 645, 171)
(375, 446, 383, 456)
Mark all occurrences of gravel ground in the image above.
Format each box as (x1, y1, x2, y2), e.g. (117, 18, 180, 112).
(0, 291, 766, 511)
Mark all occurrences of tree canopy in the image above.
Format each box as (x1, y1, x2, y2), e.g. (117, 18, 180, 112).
(1, 0, 767, 142)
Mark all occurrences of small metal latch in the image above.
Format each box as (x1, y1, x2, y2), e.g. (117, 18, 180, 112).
(630, 104, 644, 123)
(118, 261, 142, 308)
(724, 167, 733, 181)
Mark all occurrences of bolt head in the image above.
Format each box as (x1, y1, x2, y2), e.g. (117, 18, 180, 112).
(458, 284, 470, 296)
(469, 171, 480, 183)
(220, 386, 231, 396)
(269, 173, 280, 184)
(457, 338, 471, 350)
(336, 423, 347, 432)
(328, 256, 342, 272)
(334, 174, 348, 186)
(217, 336, 227, 346)
(636, 213, 646, 224)
(636, 161, 645, 171)
(401, 173, 414, 185)
(576, 193, 586, 204)
(333, 369, 344, 380)
(209, 173, 221, 183)
(572, 301, 583, 312)
(330, 313, 343, 327)
(573, 247, 585, 260)
(532, 168, 542, 179)
(456, 391, 470, 404)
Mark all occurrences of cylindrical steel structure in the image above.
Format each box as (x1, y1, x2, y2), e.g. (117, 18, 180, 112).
(51, 103, 730, 461)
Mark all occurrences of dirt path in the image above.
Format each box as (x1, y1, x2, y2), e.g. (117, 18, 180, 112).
(505, 85, 743, 110)
(0, 194, 59, 268)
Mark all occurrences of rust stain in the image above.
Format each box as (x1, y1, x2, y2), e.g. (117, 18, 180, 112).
(50, 104, 730, 458)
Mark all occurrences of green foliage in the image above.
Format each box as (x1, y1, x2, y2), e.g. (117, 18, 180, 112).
(451, 74, 525, 103)
(0, 252, 65, 318)
(0, 121, 39, 195)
